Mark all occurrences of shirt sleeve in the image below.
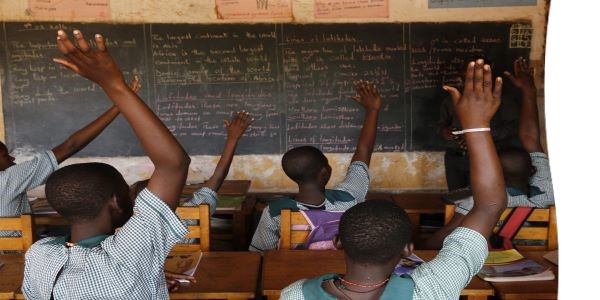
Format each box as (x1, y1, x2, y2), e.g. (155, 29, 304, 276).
(528, 152, 554, 207)
(181, 187, 218, 216)
(249, 208, 280, 252)
(333, 161, 370, 203)
(454, 152, 554, 216)
(410, 227, 488, 299)
(0, 150, 58, 217)
(280, 279, 307, 300)
(104, 188, 188, 272)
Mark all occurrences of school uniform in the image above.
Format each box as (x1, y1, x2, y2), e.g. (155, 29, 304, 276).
(180, 187, 218, 244)
(0, 150, 58, 237)
(249, 161, 370, 252)
(280, 227, 488, 299)
(454, 152, 554, 215)
(22, 188, 188, 299)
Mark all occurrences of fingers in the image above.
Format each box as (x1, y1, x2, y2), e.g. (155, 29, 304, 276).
(223, 119, 231, 127)
(95, 33, 107, 52)
(442, 85, 461, 106)
(165, 271, 196, 283)
(492, 77, 503, 100)
(503, 71, 515, 83)
(57, 30, 87, 63)
(463, 61, 475, 94)
(129, 75, 141, 93)
(52, 57, 80, 73)
(483, 64, 493, 96)
(473, 59, 484, 95)
(73, 29, 91, 53)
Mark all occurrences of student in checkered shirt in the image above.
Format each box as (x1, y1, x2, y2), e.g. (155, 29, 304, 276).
(0, 78, 139, 238)
(129, 112, 252, 291)
(281, 59, 508, 299)
(422, 57, 554, 250)
(249, 80, 381, 252)
(22, 29, 191, 299)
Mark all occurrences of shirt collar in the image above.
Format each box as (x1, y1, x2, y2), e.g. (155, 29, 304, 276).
(50, 234, 111, 248)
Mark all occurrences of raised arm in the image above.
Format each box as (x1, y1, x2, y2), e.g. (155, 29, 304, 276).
(203, 111, 252, 191)
(54, 29, 190, 210)
(350, 80, 381, 166)
(504, 57, 544, 153)
(52, 77, 140, 163)
(443, 59, 507, 238)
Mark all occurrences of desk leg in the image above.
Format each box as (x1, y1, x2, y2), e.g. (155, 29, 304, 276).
(267, 296, 279, 300)
(465, 296, 489, 300)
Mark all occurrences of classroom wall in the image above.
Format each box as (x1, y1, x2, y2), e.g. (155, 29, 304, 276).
(0, 0, 549, 193)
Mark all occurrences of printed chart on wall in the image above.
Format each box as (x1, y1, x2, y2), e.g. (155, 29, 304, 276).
(0, 22, 530, 156)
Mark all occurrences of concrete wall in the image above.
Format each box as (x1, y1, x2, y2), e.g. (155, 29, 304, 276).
(0, 0, 549, 193)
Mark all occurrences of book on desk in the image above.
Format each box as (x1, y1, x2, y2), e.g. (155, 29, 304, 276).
(478, 249, 555, 282)
(164, 250, 203, 284)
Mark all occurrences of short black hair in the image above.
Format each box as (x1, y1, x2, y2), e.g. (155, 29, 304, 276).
(498, 147, 533, 191)
(339, 200, 413, 265)
(46, 163, 129, 222)
(281, 146, 328, 183)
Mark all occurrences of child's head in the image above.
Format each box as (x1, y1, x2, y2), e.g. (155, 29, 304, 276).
(0, 142, 16, 171)
(45, 163, 133, 229)
(498, 147, 534, 193)
(282, 146, 331, 186)
(337, 200, 413, 266)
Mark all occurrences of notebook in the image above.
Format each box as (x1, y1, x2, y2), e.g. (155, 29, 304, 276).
(164, 250, 203, 283)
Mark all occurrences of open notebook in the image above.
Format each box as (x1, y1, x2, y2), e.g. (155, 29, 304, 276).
(164, 250, 203, 283)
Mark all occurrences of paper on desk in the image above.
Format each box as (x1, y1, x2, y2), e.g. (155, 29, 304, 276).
(394, 254, 425, 276)
(164, 250, 203, 283)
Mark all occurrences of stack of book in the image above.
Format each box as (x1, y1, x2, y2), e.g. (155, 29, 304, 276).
(477, 249, 555, 282)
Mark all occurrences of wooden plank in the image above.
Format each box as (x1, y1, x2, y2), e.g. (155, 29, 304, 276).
(0, 218, 21, 230)
(280, 209, 292, 249)
(291, 231, 309, 244)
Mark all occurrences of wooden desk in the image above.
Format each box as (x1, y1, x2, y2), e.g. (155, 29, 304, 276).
(391, 193, 446, 239)
(30, 180, 256, 250)
(170, 251, 261, 300)
(489, 251, 558, 300)
(262, 250, 493, 300)
(182, 180, 251, 197)
(8, 252, 260, 300)
(0, 254, 24, 299)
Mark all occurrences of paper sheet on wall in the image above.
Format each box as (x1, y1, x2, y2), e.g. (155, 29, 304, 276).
(315, 0, 389, 19)
(216, 0, 293, 20)
(27, 0, 111, 19)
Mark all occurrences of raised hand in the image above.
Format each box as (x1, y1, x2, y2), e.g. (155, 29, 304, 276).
(224, 111, 253, 141)
(352, 80, 381, 112)
(504, 57, 535, 92)
(443, 59, 503, 129)
(53, 29, 126, 90)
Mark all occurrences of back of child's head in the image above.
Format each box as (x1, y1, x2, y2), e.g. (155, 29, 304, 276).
(282, 146, 329, 183)
(339, 199, 412, 265)
(498, 147, 533, 191)
(0, 142, 15, 171)
(46, 162, 131, 223)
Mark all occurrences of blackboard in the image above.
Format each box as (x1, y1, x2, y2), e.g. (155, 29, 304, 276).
(1, 22, 530, 156)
